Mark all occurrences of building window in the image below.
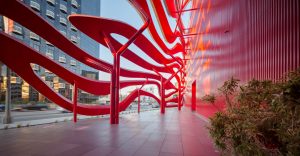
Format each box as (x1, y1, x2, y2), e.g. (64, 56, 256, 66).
(14, 34, 23, 41)
(71, 0, 78, 8)
(45, 52, 53, 59)
(46, 10, 55, 19)
(30, 41, 40, 51)
(70, 60, 76, 66)
(46, 46, 54, 59)
(29, 32, 40, 41)
(53, 77, 59, 83)
(58, 83, 65, 89)
(58, 55, 66, 63)
(59, 17, 67, 26)
(45, 40, 53, 46)
(46, 0, 55, 6)
(30, 1, 40, 12)
(31, 64, 39, 71)
(45, 69, 52, 73)
(46, 81, 54, 88)
(59, 4, 67, 13)
(86, 73, 96, 80)
(70, 24, 77, 32)
(70, 35, 77, 43)
(10, 76, 22, 84)
(13, 25, 22, 35)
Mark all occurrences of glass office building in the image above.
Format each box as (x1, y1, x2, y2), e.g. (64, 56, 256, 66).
(0, 0, 101, 104)
(78, 0, 100, 103)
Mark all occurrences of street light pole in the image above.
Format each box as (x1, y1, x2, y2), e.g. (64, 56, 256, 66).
(2, 16, 12, 124)
(2, 67, 12, 124)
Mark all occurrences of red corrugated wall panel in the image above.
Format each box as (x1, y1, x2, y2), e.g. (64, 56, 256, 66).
(184, 0, 300, 118)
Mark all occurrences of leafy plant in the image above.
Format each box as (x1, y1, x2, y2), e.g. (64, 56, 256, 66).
(218, 77, 240, 109)
(202, 94, 221, 111)
(201, 94, 216, 104)
(209, 69, 300, 155)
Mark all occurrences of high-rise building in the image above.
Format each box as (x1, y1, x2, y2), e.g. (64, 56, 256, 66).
(78, 0, 100, 103)
(0, 0, 101, 104)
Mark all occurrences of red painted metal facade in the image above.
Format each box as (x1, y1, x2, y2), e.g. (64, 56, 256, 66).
(184, 0, 300, 117)
(0, 0, 186, 124)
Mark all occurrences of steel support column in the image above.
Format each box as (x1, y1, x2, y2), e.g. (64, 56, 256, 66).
(178, 79, 181, 111)
(153, 69, 165, 114)
(103, 1, 149, 124)
(114, 54, 120, 124)
(160, 77, 165, 114)
(110, 54, 121, 124)
(138, 90, 140, 113)
(191, 80, 196, 111)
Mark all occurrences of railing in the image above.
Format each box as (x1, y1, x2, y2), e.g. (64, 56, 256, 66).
(30, 1, 40, 11)
(46, 10, 55, 19)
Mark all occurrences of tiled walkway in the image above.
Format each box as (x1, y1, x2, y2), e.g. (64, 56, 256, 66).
(0, 108, 219, 156)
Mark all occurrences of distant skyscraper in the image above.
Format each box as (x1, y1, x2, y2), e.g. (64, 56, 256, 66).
(79, 0, 101, 103)
(80, 0, 100, 63)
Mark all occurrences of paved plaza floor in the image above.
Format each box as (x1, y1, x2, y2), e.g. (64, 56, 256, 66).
(0, 108, 219, 156)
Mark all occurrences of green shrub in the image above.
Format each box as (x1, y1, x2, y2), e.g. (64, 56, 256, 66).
(209, 69, 300, 155)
